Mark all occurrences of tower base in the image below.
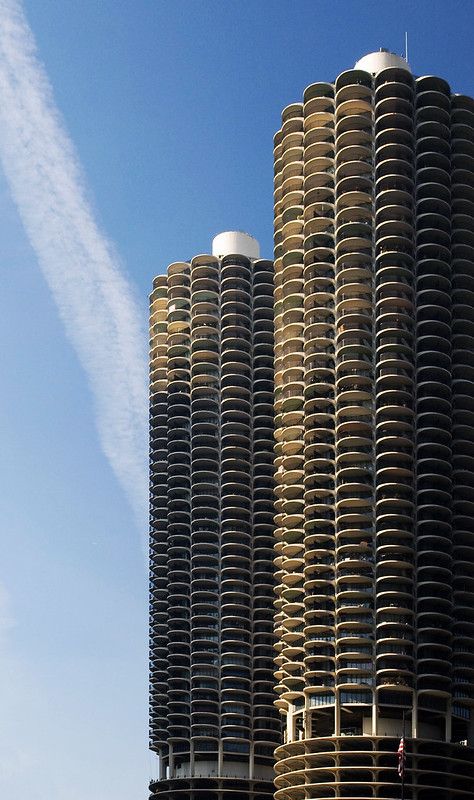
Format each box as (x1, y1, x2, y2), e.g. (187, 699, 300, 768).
(274, 736, 474, 800)
(149, 776, 275, 800)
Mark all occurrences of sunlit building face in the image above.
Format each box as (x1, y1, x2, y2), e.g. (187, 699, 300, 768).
(273, 49, 474, 800)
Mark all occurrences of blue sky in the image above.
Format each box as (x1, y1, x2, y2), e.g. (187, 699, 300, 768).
(1, 1, 474, 798)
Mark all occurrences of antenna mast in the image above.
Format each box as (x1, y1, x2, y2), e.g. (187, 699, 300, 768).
(405, 31, 409, 63)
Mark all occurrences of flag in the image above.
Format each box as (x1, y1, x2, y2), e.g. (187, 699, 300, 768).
(398, 736, 406, 779)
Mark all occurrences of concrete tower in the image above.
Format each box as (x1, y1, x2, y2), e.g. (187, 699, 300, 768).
(273, 50, 474, 799)
(149, 233, 279, 799)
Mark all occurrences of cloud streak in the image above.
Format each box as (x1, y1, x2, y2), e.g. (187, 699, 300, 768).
(0, 0, 148, 531)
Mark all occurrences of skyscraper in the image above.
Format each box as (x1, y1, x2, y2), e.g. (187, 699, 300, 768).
(149, 232, 279, 800)
(273, 50, 474, 798)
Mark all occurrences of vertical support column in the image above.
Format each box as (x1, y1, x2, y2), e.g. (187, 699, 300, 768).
(158, 750, 165, 781)
(334, 693, 341, 736)
(446, 701, 452, 742)
(334, 65, 375, 741)
(250, 257, 279, 773)
(412, 693, 418, 738)
(220, 252, 253, 774)
(373, 64, 417, 735)
(372, 694, 378, 735)
(218, 738, 223, 776)
(273, 100, 306, 757)
(301, 78, 336, 743)
(190, 255, 220, 775)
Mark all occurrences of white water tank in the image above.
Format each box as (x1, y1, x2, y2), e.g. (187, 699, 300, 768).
(354, 49, 411, 75)
(212, 231, 260, 259)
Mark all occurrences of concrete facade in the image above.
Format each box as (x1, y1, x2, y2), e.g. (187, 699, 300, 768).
(149, 236, 279, 800)
(272, 50, 474, 800)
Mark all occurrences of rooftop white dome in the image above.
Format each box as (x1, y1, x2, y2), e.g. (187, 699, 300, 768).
(354, 49, 411, 75)
(212, 231, 260, 259)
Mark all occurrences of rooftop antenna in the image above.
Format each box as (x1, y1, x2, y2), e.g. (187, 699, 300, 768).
(405, 31, 409, 63)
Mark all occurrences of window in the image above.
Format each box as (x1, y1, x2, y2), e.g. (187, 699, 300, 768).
(223, 741, 249, 753)
(223, 716, 249, 727)
(309, 694, 334, 707)
(194, 740, 217, 751)
(453, 705, 470, 720)
(340, 691, 372, 704)
(223, 703, 248, 714)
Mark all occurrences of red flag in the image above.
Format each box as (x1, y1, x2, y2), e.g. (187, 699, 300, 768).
(398, 736, 405, 779)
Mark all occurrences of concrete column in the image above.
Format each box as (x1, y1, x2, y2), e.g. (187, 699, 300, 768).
(334, 694, 340, 736)
(218, 739, 223, 776)
(158, 751, 165, 781)
(445, 700, 452, 742)
(372, 694, 378, 735)
(287, 706, 295, 742)
(412, 694, 418, 738)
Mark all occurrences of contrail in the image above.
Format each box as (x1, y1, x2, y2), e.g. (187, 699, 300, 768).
(0, 0, 148, 532)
